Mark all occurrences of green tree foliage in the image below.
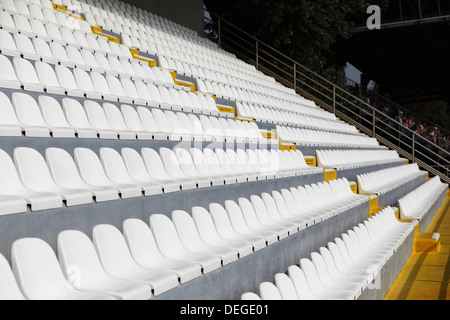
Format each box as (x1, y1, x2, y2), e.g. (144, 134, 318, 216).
(204, 0, 388, 74)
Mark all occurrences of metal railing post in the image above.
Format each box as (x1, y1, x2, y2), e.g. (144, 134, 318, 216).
(255, 40, 259, 70)
(332, 86, 336, 114)
(293, 63, 296, 91)
(372, 109, 376, 137)
(218, 19, 221, 46)
(412, 134, 416, 163)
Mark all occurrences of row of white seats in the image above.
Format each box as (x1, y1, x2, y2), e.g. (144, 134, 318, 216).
(0, 177, 367, 300)
(242, 206, 417, 300)
(239, 104, 355, 134)
(277, 125, 381, 149)
(0, 145, 318, 214)
(0, 53, 225, 113)
(237, 101, 338, 125)
(398, 176, 448, 221)
(316, 149, 406, 170)
(357, 163, 426, 195)
(73, 0, 319, 115)
(0, 50, 195, 101)
(32, 0, 323, 121)
(0, 29, 152, 75)
(0, 91, 256, 142)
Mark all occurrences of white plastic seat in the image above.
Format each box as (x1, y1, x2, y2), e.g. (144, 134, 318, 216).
(299, 258, 355, 300)
(239, 197, 289, 240)
(61, 98, 98, 139)
(64, 46, 86, 70)
(34, 61, 66, 95)
(0, 149, 62, 211)
(121, 147, 180, 194)
(74, 148, 142, 199)
(80, 49, 104, 73)
(274, 273, 300, 300)
(241, 292, 261, 300)
(72, 68, 103, 99)
(13, 33, 39, 60)
(213, 148, 248, 182)
(172, 210, 239, 266)
(0, 29, 19, 57)
(55, 64, 84, 97)
(225, 200, 278, 246)
(265, 191, 309, 230)
(188, 148, 227, 185)
(11, 92, 50, 137)
(90, 71, 119, 102)
(198, 148, 240, 184)
(121, 77, 146, 105)
(103, 103, 137, 140)
(0, 91, 24, 137)
(135, 107, 169, 140)
(106, 74, 133, 104)
(12, 57, 44, 92)
(45, 148, 119, 203)
(50, 42, 74, 68)
(0, 10, 17, 33)
(0, 253, 26, 300)
(149, 214, 222, 274)
(57, 230, 153, 300)
(250, 194, 298, 236)
(209, 202, 266, 252)
(120, 104, 153, 140)
(159, 147, 205, 189)
(33, 37, 58, 64)
(99, 148, 162, 196)
(83, 100, 119, 140)
(14, 148, 93, 207)
(259, 282, 282, 300)
(11, 238, 115, 300)
(191, 206, 253, 259)
(13, 14, 34, 37)
(0, 54, 21, 89)
(92, 224, 180, 296)
(310, 251, 363, 298)
(173, 147, 214, 187)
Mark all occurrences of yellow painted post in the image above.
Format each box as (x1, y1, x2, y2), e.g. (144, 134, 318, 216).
(414, 233, 440, 253)
(304, 157, 316, 167)
(323, 169, 337, 182)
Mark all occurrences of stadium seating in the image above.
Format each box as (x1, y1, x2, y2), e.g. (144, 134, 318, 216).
(0, 0, 447, 301)
(242, 207, 417, 300)
(357, 164, 426, 195)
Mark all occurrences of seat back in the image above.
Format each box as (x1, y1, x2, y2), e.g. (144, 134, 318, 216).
(274, 273, 299, 300)
(74, 148, 111, 186)
(11, 92, 48, 128)
(0, 91, 21, 126)
(0, 253, 26, 300)
(13, 147, 59, 191)
(57, 230, 112, 287)
(84, 100, 112, 131)
(11, 238, 71, 300)
(13, 57, 40, 85)
(61, 98, 93, 129)
(259, 282, 282, 300)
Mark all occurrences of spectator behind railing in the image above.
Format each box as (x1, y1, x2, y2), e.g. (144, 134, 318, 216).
(343, 79, 450, 151)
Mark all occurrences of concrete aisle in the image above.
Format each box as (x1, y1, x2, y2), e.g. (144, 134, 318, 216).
(385, 196, 450, 300)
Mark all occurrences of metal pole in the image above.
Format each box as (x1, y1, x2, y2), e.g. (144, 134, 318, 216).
(218, 19, 221, 46)
(418, 0, 422, 20)
(372, 109, 376, 138)
(293, 63, 296, 91)
(412, 134, 415, 163)
(255, 40, 259, 70)
(332, 86, 336, 114)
